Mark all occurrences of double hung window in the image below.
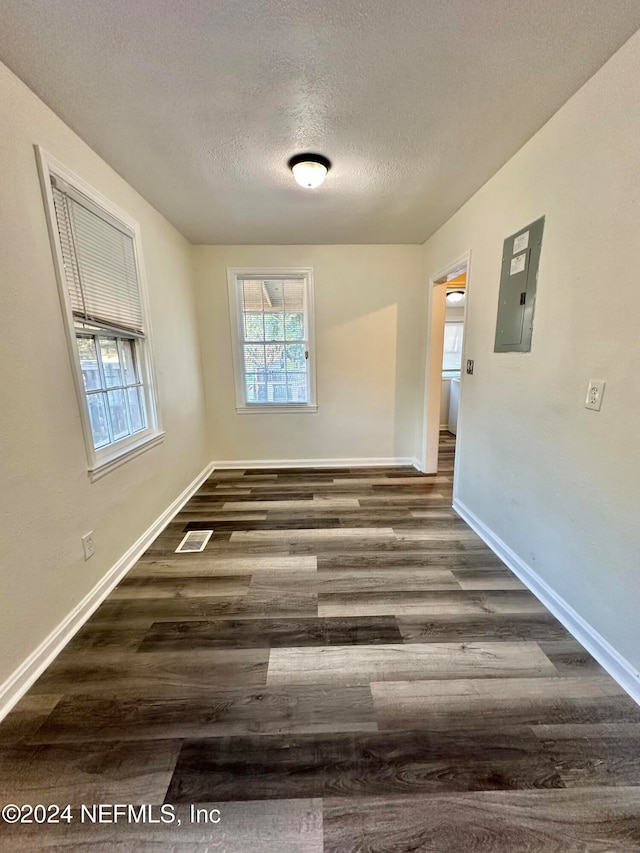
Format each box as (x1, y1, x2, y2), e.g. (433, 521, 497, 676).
(37, 148, 162, 478)
(227, 268, 317, 412)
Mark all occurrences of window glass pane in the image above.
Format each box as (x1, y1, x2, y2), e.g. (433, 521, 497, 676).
(127, 387, 145, 432)
(286, 343, 306, 371)
(87, 393, 110, 448)
(242, 280, 263, 313)
(285, 313, 304, 341)
(283, 279, 304, 311)
(246, 382, 267, 403)
(273, 384, 288, 402)
(265, 370, 287, 403)
(244, 312, 265, 342)
(442, 322, 464, 373)
(107, 389, 129, 440)
(120, 339, 138, 385)
(77, 336, 102, 391)
(263, 312, 284, 341)
(245, 373, 259, 399)
(264, 280, 284, 305)
(99, 338, 123, 388)
(287, 373, 308, 403)
(265, 344, 285, 370)
(244, 344, 266, 372)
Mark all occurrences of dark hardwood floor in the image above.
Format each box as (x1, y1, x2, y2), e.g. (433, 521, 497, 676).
(1, 432, 639, 851)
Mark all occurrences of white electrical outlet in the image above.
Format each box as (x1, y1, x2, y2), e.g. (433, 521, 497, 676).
(82, 532, 96, 560)
(585, 379, 606, 411)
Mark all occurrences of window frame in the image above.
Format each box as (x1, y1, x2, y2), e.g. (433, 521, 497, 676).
(227, 267, 318, 413)
(36, 146, 164, 480)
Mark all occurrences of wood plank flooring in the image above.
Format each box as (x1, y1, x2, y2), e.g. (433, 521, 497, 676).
(1, 431, 639, 851)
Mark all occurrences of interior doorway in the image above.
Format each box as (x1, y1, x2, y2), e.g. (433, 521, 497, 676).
(419, 251, 470, 483)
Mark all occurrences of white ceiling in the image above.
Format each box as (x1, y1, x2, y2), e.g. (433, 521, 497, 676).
(1, 1, 639, 245)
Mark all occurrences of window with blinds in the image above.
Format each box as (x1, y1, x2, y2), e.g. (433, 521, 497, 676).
(227, 269, 317, 412)
(442, 321, 464, 375)
(38, 148, 161, 474)
(51, 178, 144, 336)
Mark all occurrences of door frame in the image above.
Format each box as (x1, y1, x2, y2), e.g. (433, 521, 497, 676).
(419, 250, 472, 491)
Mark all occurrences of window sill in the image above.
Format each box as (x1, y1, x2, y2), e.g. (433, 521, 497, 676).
(235, 404, 318, 415)
(88, 431, 165, 482)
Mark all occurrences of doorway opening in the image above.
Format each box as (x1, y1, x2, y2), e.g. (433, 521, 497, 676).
(419, 251, 470, 490)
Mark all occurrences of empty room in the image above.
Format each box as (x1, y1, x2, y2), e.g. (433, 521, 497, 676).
(1, 2, 640, 850)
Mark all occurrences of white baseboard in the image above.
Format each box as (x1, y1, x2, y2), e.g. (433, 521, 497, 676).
(0, 461, 215, 723)
(453, 498, 640, 705)
(212, 456, 415, 469)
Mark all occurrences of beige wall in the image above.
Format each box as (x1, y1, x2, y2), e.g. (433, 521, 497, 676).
(193, 245, 424, 464)
(0, 63, 208, 687)
(421, 31, 640, 669)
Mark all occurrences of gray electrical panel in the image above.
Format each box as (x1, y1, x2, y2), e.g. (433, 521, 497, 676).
(494, 216, 544, 352)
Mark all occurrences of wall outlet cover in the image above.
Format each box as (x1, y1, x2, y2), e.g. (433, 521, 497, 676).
(81, 532, 96, 560)
(585, 380, 605, 411)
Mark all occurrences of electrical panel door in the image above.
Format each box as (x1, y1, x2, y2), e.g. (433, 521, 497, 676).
(494, 216, 544, 353)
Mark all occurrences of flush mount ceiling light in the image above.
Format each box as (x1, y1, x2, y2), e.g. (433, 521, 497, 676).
(288, 153, 331, 189)
(446, 290, 465, 304)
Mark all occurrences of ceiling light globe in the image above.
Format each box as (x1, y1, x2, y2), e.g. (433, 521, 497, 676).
(446, 290, 465, 304)
(291, 160, 328, 189)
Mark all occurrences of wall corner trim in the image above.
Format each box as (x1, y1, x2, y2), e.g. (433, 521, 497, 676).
(0, 461, 215, 723)
(453, 497, 640, 706)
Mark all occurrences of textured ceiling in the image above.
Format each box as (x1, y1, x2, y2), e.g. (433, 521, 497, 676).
(1, 1, 639, 245)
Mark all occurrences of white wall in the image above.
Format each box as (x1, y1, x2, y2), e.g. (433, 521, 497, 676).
(422, 31, 640, 671)
(193, 245, 424, 464)
(0, 62, 208, 688)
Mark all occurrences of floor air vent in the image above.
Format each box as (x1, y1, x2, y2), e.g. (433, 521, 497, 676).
(175, 530, 214, 553)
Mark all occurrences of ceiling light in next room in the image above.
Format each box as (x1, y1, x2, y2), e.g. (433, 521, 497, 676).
(288, 153, 331, 189)
(446, 290, 465, 304)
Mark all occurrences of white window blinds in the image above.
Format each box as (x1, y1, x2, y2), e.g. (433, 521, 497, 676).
(51, 178, 145, 336)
